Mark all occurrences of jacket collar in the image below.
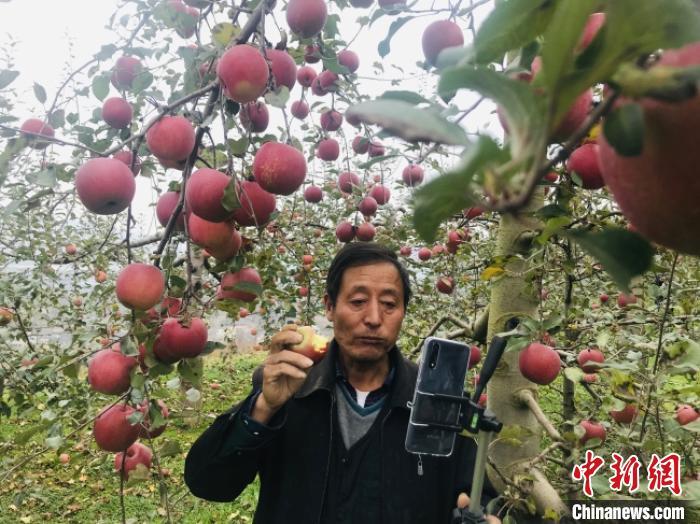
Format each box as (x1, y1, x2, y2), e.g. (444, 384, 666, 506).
(294, 338, 416, 409)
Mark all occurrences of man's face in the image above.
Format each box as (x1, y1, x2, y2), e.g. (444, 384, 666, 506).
(324, 262, 406, 364)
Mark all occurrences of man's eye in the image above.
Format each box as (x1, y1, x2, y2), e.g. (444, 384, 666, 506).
(351, 299, 365, 306)
(383, 302, 396, 308)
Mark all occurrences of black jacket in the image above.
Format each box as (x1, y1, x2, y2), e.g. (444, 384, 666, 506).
(184, 342, 496, 523)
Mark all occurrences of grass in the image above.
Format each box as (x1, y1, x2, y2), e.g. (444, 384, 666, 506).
(0, 351, 266, 524)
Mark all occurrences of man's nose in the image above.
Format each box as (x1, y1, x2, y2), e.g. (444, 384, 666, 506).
(364, 300, 381, 327)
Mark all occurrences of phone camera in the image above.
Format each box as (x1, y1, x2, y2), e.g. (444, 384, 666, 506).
(428, 342, 440, 369)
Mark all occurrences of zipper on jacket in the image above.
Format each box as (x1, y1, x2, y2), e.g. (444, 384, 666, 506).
(316, 392, 335, 524)
(417, 453, 423, 476)
(379, 406, 393, 524)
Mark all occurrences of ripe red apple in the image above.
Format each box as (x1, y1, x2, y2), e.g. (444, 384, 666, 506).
(316, 138, 340, 161)
(188, 213, 238, 252)
(0, 307, 14, 326)
(72, 296, 83, 307)
(88, 345, 137, 395)
(399, 246, 411, 256)
(75, 158, 136, 215)
(577, 12, 605, 52)
(304, 44, 321, 64)
(551, 89, 593, 143)
(95, 270, 107, 283)
(299, 286, 309, 297)
(579, 420, 606, 445)
(436, 276, 455, 294)
(518, 343, 561, 385)
(113, 150, 141, 175)
(137, 399, 169, 439)
(145, 297, 183, 323)
(240, 101, 270, 132)
(186, 168, 233, 222)
(320, 109, 343, 131)
(582, 373, 598, 384)
(311, 76, 329, 96)
(65, 243, 77, 255)
(421, 20, 464, 66)
(59, 453, 70, 464)
(304, 185, 323, 203)
(617, 292, 637, 308)
(218, 267, 262, 302)
(369, 184, 390, 205)
(20, 118, 55, 148)
(402, 164, 424, 186)
(146, 115, 195, 161)
(567, 143, 604, 189)
(116, 263, 165, 311)
(239, 307, 249, 318)
(111, 56, 142, 90)
(291, 100, 310, 119)
(102, 97, 133, 129)
(468, 346, 482, 368)
(286, 0, 328, 38)
(93, 404, 141, 452)
(367, 140, 385, 157)
(356, 222, 376, 241)
(352, 136, 369, 154)
(231, 181, 277, 227)
(358, 196, 378, 216)
(114, 442, 153, 479)
(338, 171, 360, 194)
(297, 66, 317, 87)
(156, 191, 185, 231)
(302, 254, 314, 265)
(337, 49, 359, 73)
(336, 221, 356, 242)
(599, 293, 609, 303)
(432, 244, 445, 256)
(610, 404, 638, 424)
(218, 45, 269, 103)
(290, 326, 329, 363)
(417, 247, 432, 261)
(543, 171, 559, 183)
(253, 141, 307, 195)
(154, 317, 208, 363)
(676, 405, 699, 425)
(463, 206, 483, 219)
(577, 348, 605, 373)
(266, 49, 297, 91)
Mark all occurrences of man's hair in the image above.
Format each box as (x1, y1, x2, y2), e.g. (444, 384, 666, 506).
(325, 242, 411, 309)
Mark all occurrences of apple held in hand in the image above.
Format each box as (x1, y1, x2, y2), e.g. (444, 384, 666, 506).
(290, 326, 329, 363)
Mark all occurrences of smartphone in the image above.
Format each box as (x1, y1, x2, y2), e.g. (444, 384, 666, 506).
(405, 337, 471, 457)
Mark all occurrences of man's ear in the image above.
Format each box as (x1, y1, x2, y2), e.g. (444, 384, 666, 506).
(323, 293, 334, 322)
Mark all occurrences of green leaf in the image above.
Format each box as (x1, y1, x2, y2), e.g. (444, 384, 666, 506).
(91, 74, 110, 101)
(378, 17, 412, 58)
(438, 65, 546, 155)
(378, 90, 431, 105)
(473, 0, 558, 64)
(26, 167, 57, 188)
(131, 70, 154, 93)
(178, 358, 203, 386)
(49, 109, 65, 129)
(264, 86, 290, 108)
(228, 137, 248, 157)
(346, 100, 469, 146)
(566, 228, 654, 293)
(211, 22, 240, 48)
(222, 178, 241, 211)
(412, 137, 509, 242)
(0, 69, 19, 90)
(666, 339, 700, 375)
(603, 102, 644, 156)
(33, 82, 47, 104)
(159, 439, 182, 458)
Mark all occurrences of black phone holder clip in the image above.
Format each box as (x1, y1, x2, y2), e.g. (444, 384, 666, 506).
(414, 318, 519, 524)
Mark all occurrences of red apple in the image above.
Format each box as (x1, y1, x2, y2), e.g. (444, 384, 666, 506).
(111, 56, 142, 90)
(551, 89, 592, 143)
(302, 254, 313, 265)
(240, 101, 270, 132)
(617, 292, 637, 308)
(304, 44, 321, 64)
(436, 276, 455, 294)
(154, 317, 208, 363)
(20, 118, 55, 148)
(145, 297, 183, 323)
(469, 346, 482, 368)
(253, 141, 307, 196)
(59, 453, 70, 464)
(369, 184, 390, 205)
(577, 12, 605, 52)
(579, 420, 606, 445)
(304, 185, 323, 203)
(599, 293, 609, 303)
(113, 150, 141, 175)
(87, 344, 137, 395)
(65, 243, 77, 255)
(417, 247, 432, 261)
(422, 20, 464, 66)
(93, 404, 141, 452)
(338, 171, 360, 194)
(518, 343, 561, 385)
(266, 49, 297, 91)
(186, 168, 233, 222)
(311, 76, 329, 96)
(188, 213, 238, 252)
(402, 164, 424, 186)
(156, 191, 185, 230)
(239, 307, 249, 318)
(367, 140, 385, 157)
(218, 267, 262, 302)
(137, 399, 169, 439)
(297, 65, 317, 87)
(116, 263, 165, 311)
(0, 307, 13, 326)
(399, 246, 411, 256)
(316, 138, 340, 161)
(577, 348, 605, 373)
(358, 196, 378, 216)
(299, 286, 309, 297)
(337, 49, 359, 73)
(320, 109, 343, 131)
(231, 180, 277, 227)
(335, 221, 355, 242)
(582, 373, 598, 384)
(290, 326, 329, 363)
(218, 45, 269, 103)
(286, 0, 328, 38)
(146, 115, 195, 161)
(567, 143, 604, 189)
(463, 206, 483, 219)
(676, 405, 699, 426)
(610, 404, 637, 424)
(102, 97, 133, 129)
(356, 222, 376, 241)
(114, 442, 153, 479)
(543, 171, 559, 183)
(318, 70, 339, 92)
(291, 100, 310, 119)
(95, 270, 107, 283)
(75, 158, 136, 215)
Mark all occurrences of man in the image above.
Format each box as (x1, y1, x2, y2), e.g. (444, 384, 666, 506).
(185, 242, 500, 523)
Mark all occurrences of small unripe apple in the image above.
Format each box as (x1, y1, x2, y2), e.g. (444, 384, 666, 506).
(290, 326, 329, 363)
(676, 405, 699, 426)
(518, 343, 561, 385)
(577, 348, 605, 373)
(116, 263, 165, 311)
(102, 97, 133, 129)
(579, 420, 606, 445)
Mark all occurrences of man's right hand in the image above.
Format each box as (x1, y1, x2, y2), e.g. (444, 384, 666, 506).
(250, 324, 315, 425)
